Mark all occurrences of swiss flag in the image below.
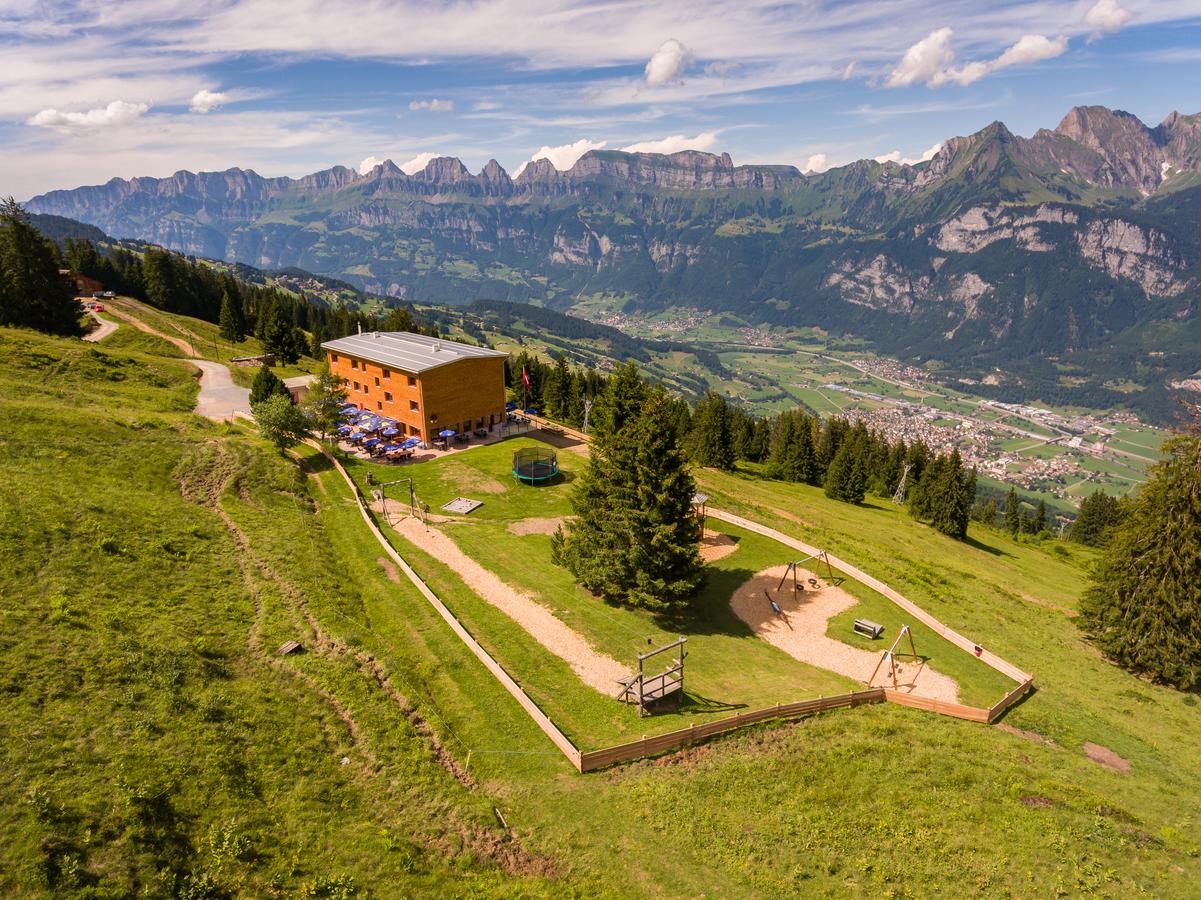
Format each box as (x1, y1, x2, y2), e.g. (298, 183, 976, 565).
(521, 367, 531, 388)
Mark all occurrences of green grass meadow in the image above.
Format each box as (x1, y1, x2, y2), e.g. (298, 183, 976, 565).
(1, 324, 1199, 896)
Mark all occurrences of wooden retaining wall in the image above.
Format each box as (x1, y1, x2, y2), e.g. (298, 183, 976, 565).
(579, 690, 887, 771)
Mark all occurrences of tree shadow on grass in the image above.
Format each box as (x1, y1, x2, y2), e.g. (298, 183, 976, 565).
(964, 533, 1010, 558)
(297, 451, 334, 477)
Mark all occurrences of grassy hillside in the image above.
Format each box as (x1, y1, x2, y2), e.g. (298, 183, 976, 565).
(2, 325, 1199, 896)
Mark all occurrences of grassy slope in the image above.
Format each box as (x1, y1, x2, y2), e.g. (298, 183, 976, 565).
(2, 326, 1199, 896)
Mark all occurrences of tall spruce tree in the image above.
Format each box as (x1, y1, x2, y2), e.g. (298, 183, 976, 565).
(1004, 487, 1022, 535)
(218, 289, 246, 343)
(1079, 433, 1201, 689)
(1071, 490, 1125, 546)
(689, 391, 734, 470)
(0, 198, 81, 336)
(824, 433, 866, 503)
(554, 391, 702, 612)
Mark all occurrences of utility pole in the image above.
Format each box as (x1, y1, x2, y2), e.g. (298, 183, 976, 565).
(582, 396, 594, 435)
(891, 463, 912, 505)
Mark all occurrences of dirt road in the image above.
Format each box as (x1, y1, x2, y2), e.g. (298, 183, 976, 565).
(83, 312, 118, 342)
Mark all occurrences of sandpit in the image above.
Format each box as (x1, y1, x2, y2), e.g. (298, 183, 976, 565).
(392, 517, 630, 694)
(507, 516, 567, 536)
(729, 565, 959, 702)
(699, 529, 739, 563)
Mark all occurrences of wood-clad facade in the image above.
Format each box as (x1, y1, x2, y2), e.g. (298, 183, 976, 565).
(323, 332, 507, 443)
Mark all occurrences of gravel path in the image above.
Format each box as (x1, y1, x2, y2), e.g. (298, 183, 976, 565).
(103, 302, 249, 421)
(192, 359, 251, 421)
(83, 312, 118, 342)
(729, 565, 960, 702)
(393, 516, 630, 694)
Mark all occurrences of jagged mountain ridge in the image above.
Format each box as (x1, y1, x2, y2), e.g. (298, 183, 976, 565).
(24, 106, 1201, 419)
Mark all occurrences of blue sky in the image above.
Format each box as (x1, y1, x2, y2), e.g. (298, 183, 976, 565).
(3, 0, 1201, 197)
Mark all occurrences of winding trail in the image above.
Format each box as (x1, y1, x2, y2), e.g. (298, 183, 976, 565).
(103, 300, 250, 421)
(83, 311, 118, 342)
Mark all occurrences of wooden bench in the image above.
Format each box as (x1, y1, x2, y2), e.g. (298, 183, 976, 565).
(853, 619, 885, 639)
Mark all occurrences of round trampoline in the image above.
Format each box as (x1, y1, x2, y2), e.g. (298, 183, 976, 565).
(512, 447, 559, 484)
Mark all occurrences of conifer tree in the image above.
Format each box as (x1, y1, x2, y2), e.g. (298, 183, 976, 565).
(1071, 490, 1125, 546)
(589, 361, 646, 440)
(554, 391, 702, 612)
(218, 289, 245, 343)
(1004, 487, 1021, 535)
(1079, 433, 1201, 689)
(250, 365, 289, 405)
(1033, 499, 1048, 534)
(824, 433, 866, 503)
(0, 198, 81, 336)
(688, 391, 734, 470)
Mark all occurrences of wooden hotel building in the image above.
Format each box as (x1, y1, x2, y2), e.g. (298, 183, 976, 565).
(322, 331, 508, 443)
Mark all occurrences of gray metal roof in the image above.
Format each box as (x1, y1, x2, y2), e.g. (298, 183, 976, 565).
(321, 331, 506, 374)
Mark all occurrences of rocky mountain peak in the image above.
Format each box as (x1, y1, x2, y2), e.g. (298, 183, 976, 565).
(480, 159, 510, 181)
(415, 156, 471, 183)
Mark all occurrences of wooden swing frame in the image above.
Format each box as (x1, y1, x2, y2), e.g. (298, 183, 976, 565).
(775, 550, 836, 594)
(866, 624, 919, 689)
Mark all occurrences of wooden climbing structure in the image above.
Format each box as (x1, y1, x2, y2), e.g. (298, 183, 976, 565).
(616, 637, 687, 717)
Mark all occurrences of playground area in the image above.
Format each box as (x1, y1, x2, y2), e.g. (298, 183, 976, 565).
(337, 432, 1022, 748)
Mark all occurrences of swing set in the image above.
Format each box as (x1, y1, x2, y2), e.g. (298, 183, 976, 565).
(867, 625, 921, 690)
(775, 550, 837, 594)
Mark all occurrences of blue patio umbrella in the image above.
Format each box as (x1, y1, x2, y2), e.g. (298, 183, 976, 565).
(348, 432, 366, 442)
(362, 437, 382, 448)
(381, 427, 400, 437)
(337, 425, 353, 435)
(399, 437, 421, 449)
(523, 408, 539, 415)
(505, 401, 517, 411)
(438, 429, 457, 438)
(380, 443, 402, 453)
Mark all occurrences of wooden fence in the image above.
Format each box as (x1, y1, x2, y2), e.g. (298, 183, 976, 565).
(579, 690, 886, 771)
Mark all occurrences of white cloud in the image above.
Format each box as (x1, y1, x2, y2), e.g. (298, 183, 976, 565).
(399, 151, 441, 174)
(874, 142, 943, 165)
(28, 100, 150, 131)
(803, 153, 830, 173)
(840, 61, 857, 80)
(409, 98, 454, 112)
(888, 28, 1068, 88)
(1085, 0, 1132, 34)
(620, 131, 719, 154)
(992, 34, 1069, 71)
(885, 28, 955, 88)
(358, 155, 386, 174)
(644, 38, 690, 86)
(189, 89, 228, 113)
(513, 138, 607, 177)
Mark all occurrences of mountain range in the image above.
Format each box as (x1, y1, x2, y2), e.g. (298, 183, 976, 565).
(25, 105, 1201, 419)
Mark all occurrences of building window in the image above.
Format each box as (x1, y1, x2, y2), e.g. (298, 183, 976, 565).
(410, 424, 421, 436)
(383, 368, 390, 380)
(330, 353, 338, 363)
(407, 375, 417, 387)
(409, 400, 419, 412)
(351, 359, 358, 370)
(377, 402, 382, 410)
(374, 376, 379, 387)
(384, 391, 392, 402)
(353, 381, 360, 391)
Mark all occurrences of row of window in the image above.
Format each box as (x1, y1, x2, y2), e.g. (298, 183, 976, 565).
(350, 379, 421, 412)
(330, 353, 418, 386)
